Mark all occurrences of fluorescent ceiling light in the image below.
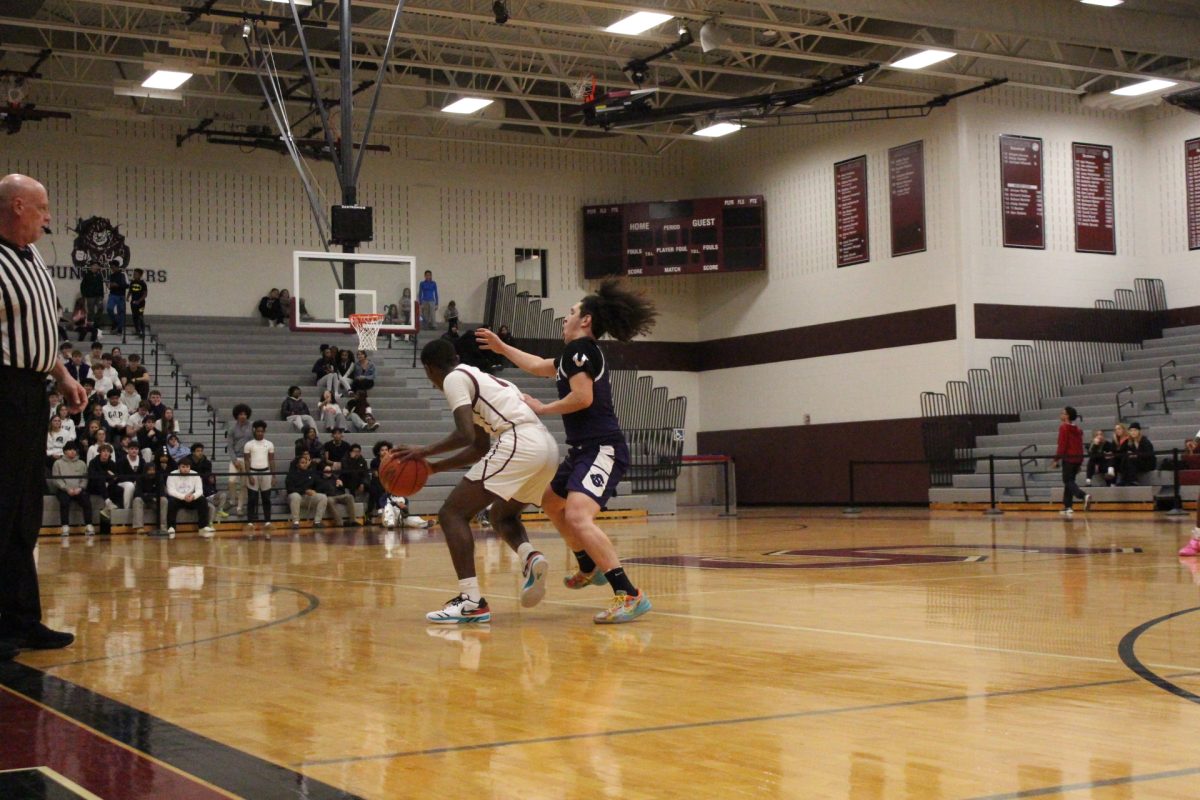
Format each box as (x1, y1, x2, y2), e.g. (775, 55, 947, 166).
(694, 122, 742, 138)
(266, 0, 313, 5)
(1111, 78, 1177, 96)
(1080, 0, 1123, 6)
(142, 70, 192, 90)
(605, 12, 673, 36)
(442, 97, 494, 114)
(890, 49, 956, 70)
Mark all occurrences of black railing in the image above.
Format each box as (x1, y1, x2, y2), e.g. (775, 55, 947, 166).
(1018, 444, 1039, 502)
(1158, 359, 1177, 414)
(625, 427, 685, 493)
(1116, 386, 1135, 423)
(142, 321, 220, 447)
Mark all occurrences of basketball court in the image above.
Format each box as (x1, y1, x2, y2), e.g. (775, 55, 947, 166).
(3, 508, 1198, 799)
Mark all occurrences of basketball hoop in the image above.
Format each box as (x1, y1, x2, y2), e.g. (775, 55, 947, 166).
(349, 313, 386, 351)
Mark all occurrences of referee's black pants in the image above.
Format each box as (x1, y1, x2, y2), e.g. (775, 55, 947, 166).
(0, 365, 50, 633)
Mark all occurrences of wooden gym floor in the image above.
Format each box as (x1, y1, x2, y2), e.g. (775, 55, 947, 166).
(3, 507, 1199, 799)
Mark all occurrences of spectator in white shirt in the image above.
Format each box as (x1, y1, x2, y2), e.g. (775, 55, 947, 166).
(120, 381, 141, 411)
(102, 389, 130, 437)
(244, 420, 276, 529)
(55, 404, 76, 442)
(86, 428, 110, 465)
(46, 415, 70, 466)
(165, 459, 215, 538)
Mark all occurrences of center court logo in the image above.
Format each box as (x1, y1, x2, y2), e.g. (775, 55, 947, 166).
(624, 544, 1142, 570)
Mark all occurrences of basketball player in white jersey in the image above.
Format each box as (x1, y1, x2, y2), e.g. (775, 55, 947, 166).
(396, 338, 560, 623)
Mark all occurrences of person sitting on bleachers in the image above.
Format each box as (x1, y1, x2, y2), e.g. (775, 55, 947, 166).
(315, 463, 357, 527)
(277, 289, 294, 328)
(70, 297, 99, 343)
(334, 349, 356, 396)
(65, 349, 90, 384)
(294, 425, 325, 470)
(165, 458, 215, 538)
(119, 379, 142, 413)
(52, 442, 94, 536)
(312, 345, 338, 395)
(340, 443, 369, 504)
(1104, 423, 1129, 484)
(1117, 422, 1155, 486)
(46, 415, 70, 468)
(125, 354, 152, 399)
(165, 432, 189, 463)
(137, 415, 163, 463)
(286, 452, 327, 528)
(345, 390, 380, 432)
(281, 386, 318, 432)
(93, 353, 120, 398)
(317, 390, 348, 432)
(368, 441, 392, 522)
(86, 428, 110, 465)
(322, 427, 351, 472)
(146, 389, 169, 421)
(187, 443, 218, 508)
(101, 388, 130, 439)
(259, 288, 286, 327)
(87, 443, 122, 522)
(158, 407, 179, 437)
(351, 350, 376, 392)
(116, 441, 147, 529)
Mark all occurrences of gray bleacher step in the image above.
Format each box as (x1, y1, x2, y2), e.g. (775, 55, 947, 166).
(1161, 324, 1200, 338)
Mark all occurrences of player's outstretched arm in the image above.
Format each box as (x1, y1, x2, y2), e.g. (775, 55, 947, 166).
(475, 328, 555, 377)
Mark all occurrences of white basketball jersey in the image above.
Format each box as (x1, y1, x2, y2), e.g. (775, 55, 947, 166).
(442, 365, 543, 436)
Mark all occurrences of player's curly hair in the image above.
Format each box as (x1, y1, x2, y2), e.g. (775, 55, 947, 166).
(579, 280, 657, 342)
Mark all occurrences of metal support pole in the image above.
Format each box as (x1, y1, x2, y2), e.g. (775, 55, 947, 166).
(186, 389, 194, 435)
(1167, 447, 1189, 517)
(983, 454, 1004, 515)
(843, 460, 862, 515)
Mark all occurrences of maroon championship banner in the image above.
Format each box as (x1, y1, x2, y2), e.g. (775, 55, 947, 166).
(1072, 142, 1115, 255)
(835, 155, 869, 267)
(1000, 135, 1045, 249)
(888, 141, 926, 257)
(1187, 138, 1200, 251)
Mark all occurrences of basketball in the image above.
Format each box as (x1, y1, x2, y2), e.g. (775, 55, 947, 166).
(379, 453, 432, 496)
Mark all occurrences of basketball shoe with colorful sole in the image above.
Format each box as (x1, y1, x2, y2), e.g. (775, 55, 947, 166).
(593, 590, 651, 624)
(520, 551, 549, 607)
(426, 594, 491, 624)
(563, 568, 607, 590)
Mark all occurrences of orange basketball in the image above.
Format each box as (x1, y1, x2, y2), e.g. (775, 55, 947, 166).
(379, 454, 432, 496)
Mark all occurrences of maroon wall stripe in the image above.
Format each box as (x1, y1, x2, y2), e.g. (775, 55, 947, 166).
(698, 418, 930, 505)
(974, 304, 1162, 343)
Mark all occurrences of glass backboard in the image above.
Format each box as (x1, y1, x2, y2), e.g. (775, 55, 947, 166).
(291, 250, 418, 334)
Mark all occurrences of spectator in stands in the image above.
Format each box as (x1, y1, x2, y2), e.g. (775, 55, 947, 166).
(47, 391, 61, 421)
(1085, 429, 1112, 486)
(441, 322, 460, 343)
(245, 420, 275, 531)
(46, 415, 69, 468)
(119, 380, 141, 413)
(368, 441, 392, 522)
(383, 304, 401, 344)
(188, 443, 217, 509)
(259, 288, 283, 326)
(110, 346, 127, 379)
(86, 428, 110, 465)
(294, 425, 324, 469)
(158, 407, 178, 437)
(317, 390, 348, 432)
(332, 349, 356, 396)
(277, 289, 293, 328)
(316, 464, 357, 527)
(128, 268, 147, 337)
(52, 442, 94, 536)
(66, 349, 90, 383)
(1051, 406, 1089, 516)
(87, 443, 122, 523)
(400, 288, 412, 327)
(281, 386, 318, 432)
(1118, 422, 1155, 486)
(105, 265, 128, 335)
(137, 415, 163, 462)
(1105, 423, 1129, 484)
(322, 427, 350, 472)
(128, 400, 150, 432)
(340, 443, 369, 503)
(116, 440, 145, 507)
(418, 270, 438, 330)
(79, 419, 100, 452)
(216, 404, 253, 519)
(135, 459, 160, 534)
(101, 388, 129, 438)
(165, 458, 215, 538)
(346, 390, 380, 432)
(286, 451, 327, 529)
(313, 345, 338, 395)
(70, 297, 99, 343)
(351, 350, 376, 392)
(94, 353, 120, 397)
(443, 300, 459, 331)
(125, 354, 151, 399)
(146, 389, 168, 421)
(165, 432, 189, 463)
(54, 404, 75, 444)
(80, 263, 106, 329)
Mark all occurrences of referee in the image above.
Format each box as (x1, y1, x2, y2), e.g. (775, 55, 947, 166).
(0, 173, 85, 661)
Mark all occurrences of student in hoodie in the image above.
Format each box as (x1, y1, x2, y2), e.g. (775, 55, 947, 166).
(52, 442, 94, 536)
(1050, 406, 1090, 517)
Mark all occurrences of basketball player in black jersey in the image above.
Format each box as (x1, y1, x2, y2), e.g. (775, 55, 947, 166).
(477, 280, 656, 623)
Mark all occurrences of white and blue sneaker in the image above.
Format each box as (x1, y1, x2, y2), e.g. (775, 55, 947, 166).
(426, 594, 491, 624)
(593, 590, 651, 624)
(520, 551, 548, 608)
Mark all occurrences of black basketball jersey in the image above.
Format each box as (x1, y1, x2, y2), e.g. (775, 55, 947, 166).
(556, 337, 623, 447)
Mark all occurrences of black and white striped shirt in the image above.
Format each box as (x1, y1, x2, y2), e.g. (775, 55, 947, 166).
(0, 237, 59, 374)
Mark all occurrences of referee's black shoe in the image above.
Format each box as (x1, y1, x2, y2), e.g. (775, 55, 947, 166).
(3, 623, 74, 651)
(0, 640, 17, 661)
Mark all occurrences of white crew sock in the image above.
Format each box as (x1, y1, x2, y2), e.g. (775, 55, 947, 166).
(458, 577, 482, 602)
(516, 542, 536, 562)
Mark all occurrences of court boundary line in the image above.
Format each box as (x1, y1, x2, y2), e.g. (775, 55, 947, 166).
(298, 669, 1200, 767)
(1118, 604, 1200, 704)
(963, 764, 1200, 799)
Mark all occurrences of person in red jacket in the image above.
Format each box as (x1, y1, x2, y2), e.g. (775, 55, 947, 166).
(1050, 406, 1090, 516)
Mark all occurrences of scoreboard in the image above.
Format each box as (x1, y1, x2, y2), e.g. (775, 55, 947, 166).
(583, 195, 766, 278)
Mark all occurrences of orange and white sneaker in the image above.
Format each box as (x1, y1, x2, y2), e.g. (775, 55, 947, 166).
(1179, 530, 1200, 557)
(593, 590, 651, 624)
(426, 594, 491, 624)
(563, 569, 607, 590)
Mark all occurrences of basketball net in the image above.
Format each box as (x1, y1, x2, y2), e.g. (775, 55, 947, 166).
(349, 313, 386, 351)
